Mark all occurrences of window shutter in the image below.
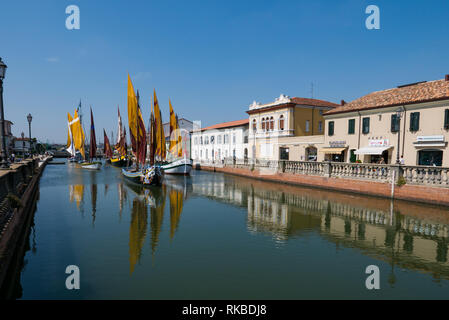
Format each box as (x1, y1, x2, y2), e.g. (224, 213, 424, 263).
(391, 115, 396, 132)
(410, 113, 415, 131)
(445, 109, 449, 129)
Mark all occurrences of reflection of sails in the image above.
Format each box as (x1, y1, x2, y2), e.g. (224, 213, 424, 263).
(150, 185, 166, 256)
(129, 197, 148, 274)
(118, 182, 128, 220)
(91, 183, 97, 226)
(69, 185, 85, 210)
(169, 188, 184, 240)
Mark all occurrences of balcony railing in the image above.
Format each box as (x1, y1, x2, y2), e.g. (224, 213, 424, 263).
(193, 159, 449, 187)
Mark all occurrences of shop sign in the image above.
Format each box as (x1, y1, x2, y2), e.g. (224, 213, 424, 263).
(368, 139, 389, 147)
(329, 141, 346, 148)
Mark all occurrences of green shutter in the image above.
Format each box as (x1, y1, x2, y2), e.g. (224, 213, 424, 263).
(328, 121, 334, 136)
(348, 119, 355, 134)
(362, 117, 370, 134)
(410, 112, 420, 131)
(445, 109, 449, 129)
(391, 114, 396, 132)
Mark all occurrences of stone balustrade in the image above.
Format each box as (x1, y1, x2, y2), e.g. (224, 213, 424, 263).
(193, 158, 449, 188)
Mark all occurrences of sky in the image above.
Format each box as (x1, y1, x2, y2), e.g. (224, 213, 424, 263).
(1, 0, 449, 144)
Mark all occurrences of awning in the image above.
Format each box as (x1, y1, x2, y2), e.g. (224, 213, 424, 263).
(320, 147, 347, 154)
(354, 146, 392, 155)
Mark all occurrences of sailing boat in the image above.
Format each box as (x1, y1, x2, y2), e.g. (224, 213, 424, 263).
(103, 129, 113, 163)
(121, 75, 163, 186)
(69, 108, 86, 163)
(81, 108, 102, 170)
(110, 106, 130, 167)
(66, 112, 77, 162)
(161, 100, 192, 175)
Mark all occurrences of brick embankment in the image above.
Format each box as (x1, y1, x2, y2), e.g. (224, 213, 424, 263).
(197, 165, 449, 207)
(0, 157, 50, 292)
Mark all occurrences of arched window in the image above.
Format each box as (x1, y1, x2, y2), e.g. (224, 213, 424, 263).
(270, 117, 274, 131)
(261, 117, 265, 131)
(279, 115, 285, 131)
(252, 119, 257, 132)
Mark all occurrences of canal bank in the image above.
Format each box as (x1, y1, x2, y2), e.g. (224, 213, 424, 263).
(194, 162, 449, 207)
(0, 157, 49, 293)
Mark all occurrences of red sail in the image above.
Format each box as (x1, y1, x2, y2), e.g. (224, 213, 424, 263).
(89, 108, 97, 160)
(103, 129, 113, 159)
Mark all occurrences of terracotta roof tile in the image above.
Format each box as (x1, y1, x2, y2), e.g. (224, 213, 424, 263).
(290, 97, 339, 108)
(326, 78, 449, 115)
(201, 119, 249, 131)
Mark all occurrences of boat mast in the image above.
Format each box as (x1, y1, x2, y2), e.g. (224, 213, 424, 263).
(136, 90, 140, 170)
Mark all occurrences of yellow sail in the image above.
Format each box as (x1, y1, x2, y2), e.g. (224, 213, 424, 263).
(127, 74, 138, 142)
(70, 110, 85, 159)
(153, 90, 166, 161)
(67, 113, 73, 148)
(176, 115, 183, 157)
(168, 100, 177, 156)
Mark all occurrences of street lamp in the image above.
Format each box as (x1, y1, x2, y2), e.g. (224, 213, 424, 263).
(27, 113, 32, 158)
(395, 107, 404, 165)
(21, 132, 25, 158)
(0, 57, 9, 169)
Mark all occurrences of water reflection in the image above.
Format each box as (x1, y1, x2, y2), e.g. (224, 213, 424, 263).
(191, 173, 449, 280)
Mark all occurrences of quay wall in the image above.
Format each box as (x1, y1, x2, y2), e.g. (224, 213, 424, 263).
(195, 164, 449, 207)
(0, 158, 49, 293)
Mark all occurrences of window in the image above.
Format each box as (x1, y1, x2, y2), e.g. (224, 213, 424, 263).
(444, 109, 449, 129)
(362, 117, 370, 134)
(318, 121, 322, 133)
(252, 119, 257, 132)
(232, 134, 236, 144)
(261, 118, 265, 131)
(210, 136, 215, 144)
(270, 117, 274, 131)
(391, 114, 400, 132)
(328, 121, 334, 136)
(205, 136, 209, 144)
(200, 136, 203, 145)
(348, 119, 355, 134)
(410, 112, 420, 131)
(305, 120, 310, 133)
(217, 135, 222, 144)
(279, 115, 285, 131)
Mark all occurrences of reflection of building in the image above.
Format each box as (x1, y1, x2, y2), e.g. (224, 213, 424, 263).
(323, 76, 449, 165)
(191, 119, 249, 162)
(247, 95, 338, 161)
(192, 173, 449, 279)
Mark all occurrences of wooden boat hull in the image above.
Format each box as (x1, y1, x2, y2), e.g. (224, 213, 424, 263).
(111, 157, 130, 167)
(122, 166, 163, 186)
(81, 162, 102, 170)
(162, 158, 192, 175)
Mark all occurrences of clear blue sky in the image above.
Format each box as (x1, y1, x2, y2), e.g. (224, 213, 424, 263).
(1, 0, 448, 143)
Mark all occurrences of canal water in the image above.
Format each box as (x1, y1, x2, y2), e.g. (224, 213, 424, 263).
(4, 160, 449, 299)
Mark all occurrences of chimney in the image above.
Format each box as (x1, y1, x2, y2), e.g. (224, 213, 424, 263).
(445, 74, 449, 81)
(341, 100, 346, 106)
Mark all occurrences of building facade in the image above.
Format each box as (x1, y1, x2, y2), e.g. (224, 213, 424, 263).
(322, 76, 449, 166)
(191, 119, 249, 162)
(246, 94, 338, 161)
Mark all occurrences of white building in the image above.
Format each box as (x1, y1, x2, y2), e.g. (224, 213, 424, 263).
(191, 119, 249, 162)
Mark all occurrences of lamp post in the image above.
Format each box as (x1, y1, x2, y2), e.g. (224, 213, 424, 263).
(27, 113, 32, 158)
(21, 132, 25, 158)
(395, 108, 404, 165)
(0, 57, 9, 169)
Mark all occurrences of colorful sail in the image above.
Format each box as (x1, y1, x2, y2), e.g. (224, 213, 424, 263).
(89, 108, 97, 160)
(67, 113, 75, 156)
(70, 109, 85, 159)
(103, 129, 113, 158)
(127, 75, 146, 165)
(153, 90, 166, 161)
